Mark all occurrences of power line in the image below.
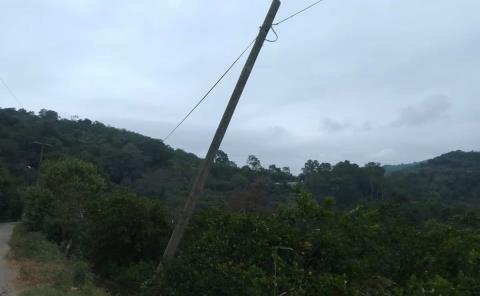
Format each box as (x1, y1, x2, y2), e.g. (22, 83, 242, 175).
(163, 37, 256, 142)
(0, 77, 24, 109)
(273, 0, 325, 26)
(163, 0, 326, 142)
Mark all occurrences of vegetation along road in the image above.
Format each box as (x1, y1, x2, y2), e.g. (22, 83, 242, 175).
(0, 223, 16, 296)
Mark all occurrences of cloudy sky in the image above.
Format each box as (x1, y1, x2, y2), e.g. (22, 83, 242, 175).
(1, 0, 479, 173)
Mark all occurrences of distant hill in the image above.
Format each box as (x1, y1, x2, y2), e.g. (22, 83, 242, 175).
(384, 162, 421, 174)
(424, 150, 480, 169)
(385, 151, 480, 173)
(1, 107, 479, 216)
(0, 108, 294, 214)
(389, 151, 480, 205)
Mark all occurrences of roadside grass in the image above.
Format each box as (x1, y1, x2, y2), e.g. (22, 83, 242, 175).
(8, 224, 109, 296)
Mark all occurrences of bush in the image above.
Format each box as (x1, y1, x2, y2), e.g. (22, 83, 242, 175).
(87, 189, 170, 291)
(9, 224, 108, 296)
(20, 187, 55, 233)
(148, 191, 480, 295)
(9, 224, 63, 262)
(21, 158, 107, 252)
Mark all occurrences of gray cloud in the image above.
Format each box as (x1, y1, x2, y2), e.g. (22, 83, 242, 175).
(391, 95, 452, 127)
(321, 118, 350, 133)
(358, 121, 374, 132)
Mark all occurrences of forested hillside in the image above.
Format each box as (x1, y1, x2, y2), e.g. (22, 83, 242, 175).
(0, 108, 295, 220)
(389, 151, 480, 206)
(2, 108, 480, 295)
(301, 151, 480, 208)
(3, 108, 480, 217)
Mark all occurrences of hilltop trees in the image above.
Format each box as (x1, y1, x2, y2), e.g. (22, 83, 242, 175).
(214, 150, 237, 167)
(0, 108, 296, 210)
(301, 160, 386, 206)
(247, 155, 262, 171)
(389, 151, 480, 205)
(0, 107, 174, 190)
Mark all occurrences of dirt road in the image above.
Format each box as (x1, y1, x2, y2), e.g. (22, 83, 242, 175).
(0, 223, 16, 296)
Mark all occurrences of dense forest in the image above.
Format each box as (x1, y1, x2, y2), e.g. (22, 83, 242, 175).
(0, 107, 295, 220)
(1, 107, 480, 295)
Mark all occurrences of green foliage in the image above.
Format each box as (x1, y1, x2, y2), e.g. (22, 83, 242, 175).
(39, 158, 106, 198)
(0, 108, 294, 210)
(107, 261, 157, 293)
(150, 191, 480, 295)
(5, 108, 480, 295)
(9, 225, 108, 296)
(301, 160, 385, 207)
(247, 154, 263, 171)
(389, 151, 480, 205)
(214, 150, 237, 167)
(87, 189, 170, 288)
(20, 158, 171, 294)
(22, 158, 106, 252)
(0, 164, 22, 221)
(0, 107, 173, 192)
(21, 186, 55, 232)
(9, 224, 64, 262)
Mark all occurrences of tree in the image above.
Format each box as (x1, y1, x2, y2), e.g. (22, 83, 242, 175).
(214, 150, 229, 165)
(230, 173, 248, 189)
(88, 189, 170, 287)
(319, 162, 332, 172)
(23, 158, 106, 253)
(228, 177, 271, 212)
(302, 160, 320, 176)
(21, 186, 55, 231)
(363, 162, 385, 199)
(214, 150, 237, 167)
(247, 155, 262, 171)
(268, 164, 280, 173)
(39, 109, 59, 121)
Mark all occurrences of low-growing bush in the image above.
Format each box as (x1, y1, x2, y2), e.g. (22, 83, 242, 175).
(9, 224, 109, 296)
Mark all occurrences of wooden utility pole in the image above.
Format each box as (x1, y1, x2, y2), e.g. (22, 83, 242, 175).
(162, 0, 282, 260)
(33, 141, 52, 185)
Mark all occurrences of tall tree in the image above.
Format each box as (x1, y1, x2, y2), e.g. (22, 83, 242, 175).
(247, 155, 262, 171)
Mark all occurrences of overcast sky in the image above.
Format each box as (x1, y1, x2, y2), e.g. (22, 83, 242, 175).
(1, 0, 479, 173)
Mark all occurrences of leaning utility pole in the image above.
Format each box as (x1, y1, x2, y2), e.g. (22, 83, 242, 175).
(33, 141, 52, 185)
(162, 0, 282, 260)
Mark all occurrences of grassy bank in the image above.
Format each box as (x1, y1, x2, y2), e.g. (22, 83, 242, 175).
(8, 224, 109, 296)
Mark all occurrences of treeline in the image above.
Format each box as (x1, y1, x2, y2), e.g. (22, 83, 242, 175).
(0, 108, 295, 220)
(19, 158, 480, 295)
(2, 108, 479, 219)
(389, 151, 480, 205)
(300, 160, 386, 207)
(300, 151, 480, 208)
